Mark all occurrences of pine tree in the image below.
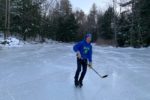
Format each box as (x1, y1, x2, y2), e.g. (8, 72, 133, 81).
(10, 0, 43, 41)
(0, 0, 5, 31)
(74, 9, 87, 41)
(138, 0, 150, 46)
(54, 0, 78, 42)
(98, 7, 114, 40)
(87, 3, 98, 41)
(117, 13, 131, 47)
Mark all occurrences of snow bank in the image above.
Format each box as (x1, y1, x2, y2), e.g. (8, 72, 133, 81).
(0, 37, 24, 48)
(0, 35, 4, 49)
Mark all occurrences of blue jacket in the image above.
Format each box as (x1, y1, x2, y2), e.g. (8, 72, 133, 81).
(73, 40, 92, 62)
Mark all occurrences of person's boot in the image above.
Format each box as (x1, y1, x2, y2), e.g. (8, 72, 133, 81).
(74, 80, 79, 87)
(79, 80, 83, 87)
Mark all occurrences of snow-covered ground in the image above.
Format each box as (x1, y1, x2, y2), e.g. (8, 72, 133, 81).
(0, 43, 150, 100)
(0, 37, 24, 48)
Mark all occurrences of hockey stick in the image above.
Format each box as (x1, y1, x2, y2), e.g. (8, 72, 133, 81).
(90, 67, 108, 78)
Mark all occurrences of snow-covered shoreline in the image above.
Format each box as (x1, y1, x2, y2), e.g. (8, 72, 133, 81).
(0, 36, 149, 50)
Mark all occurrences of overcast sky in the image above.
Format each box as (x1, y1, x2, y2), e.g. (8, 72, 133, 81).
(69, 0, 113, 14)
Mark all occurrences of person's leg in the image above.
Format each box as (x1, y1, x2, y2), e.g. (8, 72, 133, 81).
(74, 58, 82, 86)
(79, 59, 87, 86)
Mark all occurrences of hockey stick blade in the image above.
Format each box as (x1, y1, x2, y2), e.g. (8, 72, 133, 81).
(102, 75, 108, 78)
(90, 67, 108, 79)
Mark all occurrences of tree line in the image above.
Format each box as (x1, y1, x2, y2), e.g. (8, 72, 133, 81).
(0, 0, 149, 47)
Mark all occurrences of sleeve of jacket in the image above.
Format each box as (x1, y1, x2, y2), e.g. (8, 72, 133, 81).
(88, 45, 92, 62)
(73, 41, 82, 52)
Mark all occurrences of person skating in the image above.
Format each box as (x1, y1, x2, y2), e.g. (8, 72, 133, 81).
(73, 33, 92, 87)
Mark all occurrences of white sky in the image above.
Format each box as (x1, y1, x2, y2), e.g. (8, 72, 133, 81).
(70, 0, 113, 14)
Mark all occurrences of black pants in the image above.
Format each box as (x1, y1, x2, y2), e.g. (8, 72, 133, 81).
(74, 58, 87, 82)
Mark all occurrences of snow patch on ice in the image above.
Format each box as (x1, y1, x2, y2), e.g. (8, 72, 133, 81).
(0, 37, 24, 48)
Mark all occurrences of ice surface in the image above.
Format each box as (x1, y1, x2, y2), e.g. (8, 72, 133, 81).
(0, 43, 150, 100)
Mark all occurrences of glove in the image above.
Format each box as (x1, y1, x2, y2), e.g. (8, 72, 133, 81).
(76, 51, 81, 59)
(88, 62, 92, 68)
